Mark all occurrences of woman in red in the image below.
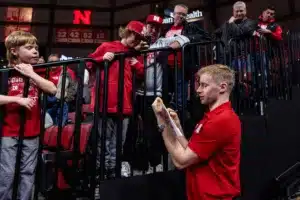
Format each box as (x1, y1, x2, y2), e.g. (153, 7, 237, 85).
(87, 20, 145, 178)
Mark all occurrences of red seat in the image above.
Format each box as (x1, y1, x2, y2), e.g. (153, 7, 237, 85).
(43, 123, 92, 154)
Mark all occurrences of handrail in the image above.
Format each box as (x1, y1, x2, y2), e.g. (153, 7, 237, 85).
(0, 58, 97, 72)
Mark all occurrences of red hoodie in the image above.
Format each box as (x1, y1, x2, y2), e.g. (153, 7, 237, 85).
(87, 41, 144, 115)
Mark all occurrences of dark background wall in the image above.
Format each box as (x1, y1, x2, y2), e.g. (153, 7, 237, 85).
(0, 0, 299, 59)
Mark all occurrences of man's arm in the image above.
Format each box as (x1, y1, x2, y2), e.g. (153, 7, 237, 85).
(228, 19, 257, 38)
(183, 23, 212, 43)
(158, 113, 229, 169)
(149, 35, 190, 50)
(270, 25, 283, 41)
(160, 124, 199, 169)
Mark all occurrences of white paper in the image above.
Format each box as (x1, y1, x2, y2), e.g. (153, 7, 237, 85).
(160, 104, 183, 137)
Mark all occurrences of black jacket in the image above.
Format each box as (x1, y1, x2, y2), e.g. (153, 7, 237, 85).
(162, 21, 211, 43)
(215, 18, 257, 63)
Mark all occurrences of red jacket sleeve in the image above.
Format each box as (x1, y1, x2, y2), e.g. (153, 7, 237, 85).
(86, 44, 106, 70)
(270, 26, 283, 41)
(131, 56, 144, 78)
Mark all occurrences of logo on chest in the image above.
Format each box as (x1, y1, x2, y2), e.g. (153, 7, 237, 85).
(195, 123, 203, 134)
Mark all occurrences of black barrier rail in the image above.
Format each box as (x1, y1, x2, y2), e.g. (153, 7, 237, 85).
(0, 35, 299, 200)
(227, 36, 292, 116)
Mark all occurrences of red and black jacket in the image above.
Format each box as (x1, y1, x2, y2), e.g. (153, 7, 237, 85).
(256, 15, 283, 41)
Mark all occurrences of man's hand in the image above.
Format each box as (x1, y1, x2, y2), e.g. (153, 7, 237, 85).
(169, 41, 181, 49)
(257, 28, 272, 34)
(228, 16, 236, 23)
(103, 52, 115, 61)
(152, 97, 169, 125)
(16, 97, 36, 110)
(14, 64, 35, 77)
(135, 41, 149, 50)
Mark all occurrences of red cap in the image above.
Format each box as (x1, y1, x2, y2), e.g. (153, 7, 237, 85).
(126, 21, 145, 36)
(146, 14, 163, 25)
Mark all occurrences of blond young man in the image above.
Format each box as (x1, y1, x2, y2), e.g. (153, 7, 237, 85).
(0, 31, 56, 200)
(153, 64, 241, 200)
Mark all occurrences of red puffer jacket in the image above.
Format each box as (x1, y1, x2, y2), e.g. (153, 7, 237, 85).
(87, 41, 144, 115)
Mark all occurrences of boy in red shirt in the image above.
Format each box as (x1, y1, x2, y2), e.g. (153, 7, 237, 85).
(87, 21, 144, 178)
(0, 31, 57, 200)
(153, 64, 241, 200)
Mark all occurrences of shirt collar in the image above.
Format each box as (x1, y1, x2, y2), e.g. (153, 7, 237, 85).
(204, 101, 232, 119)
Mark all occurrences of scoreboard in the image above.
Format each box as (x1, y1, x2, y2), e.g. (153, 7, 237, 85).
(4, 8, 109, 44)
(55, 28, 108, 44)
(55, 10, 109, 44)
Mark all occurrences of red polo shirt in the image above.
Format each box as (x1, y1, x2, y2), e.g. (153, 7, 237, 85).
(186, 102, 241, 200)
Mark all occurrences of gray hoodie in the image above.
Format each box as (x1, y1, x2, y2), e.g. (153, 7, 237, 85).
(137, 35, 190, 96)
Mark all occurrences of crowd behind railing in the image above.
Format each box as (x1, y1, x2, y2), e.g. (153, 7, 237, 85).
(0, 1, 300, 200)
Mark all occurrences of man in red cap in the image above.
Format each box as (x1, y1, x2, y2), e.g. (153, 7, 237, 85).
(87, 20, 145, 179)
(129, 14, 191, 174)
(143, 14, 164, 44)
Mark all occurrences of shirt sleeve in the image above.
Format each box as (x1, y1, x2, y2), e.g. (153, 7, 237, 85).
(86, 43, 106, 71)
(131, 56, 144, 78)
(188, 120, 228, 162)
(270, 25, 283, 41)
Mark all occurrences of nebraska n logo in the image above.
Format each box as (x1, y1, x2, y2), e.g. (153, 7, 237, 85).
(73, 10, 91, 25)
(153, 16, 160, 22)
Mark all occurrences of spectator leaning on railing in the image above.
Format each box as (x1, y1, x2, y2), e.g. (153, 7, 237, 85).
(254, 5, 283, 41)
(0, 31, 56, 200)
(215, 1, 256, 63)
(87, 20, 145, 179)
(162, 4, 211, 116)
(125, 14, 191, 175)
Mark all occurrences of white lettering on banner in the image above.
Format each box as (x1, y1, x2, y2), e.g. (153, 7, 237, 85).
(163, 10, 203, 24)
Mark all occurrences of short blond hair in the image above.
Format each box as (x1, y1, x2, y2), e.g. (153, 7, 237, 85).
(5, 31, 37, 64)
(197, 64, 235, 92)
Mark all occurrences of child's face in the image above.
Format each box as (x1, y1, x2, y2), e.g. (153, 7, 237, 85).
(126, 32, 142, 48)
(11, 43, 39, 65)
